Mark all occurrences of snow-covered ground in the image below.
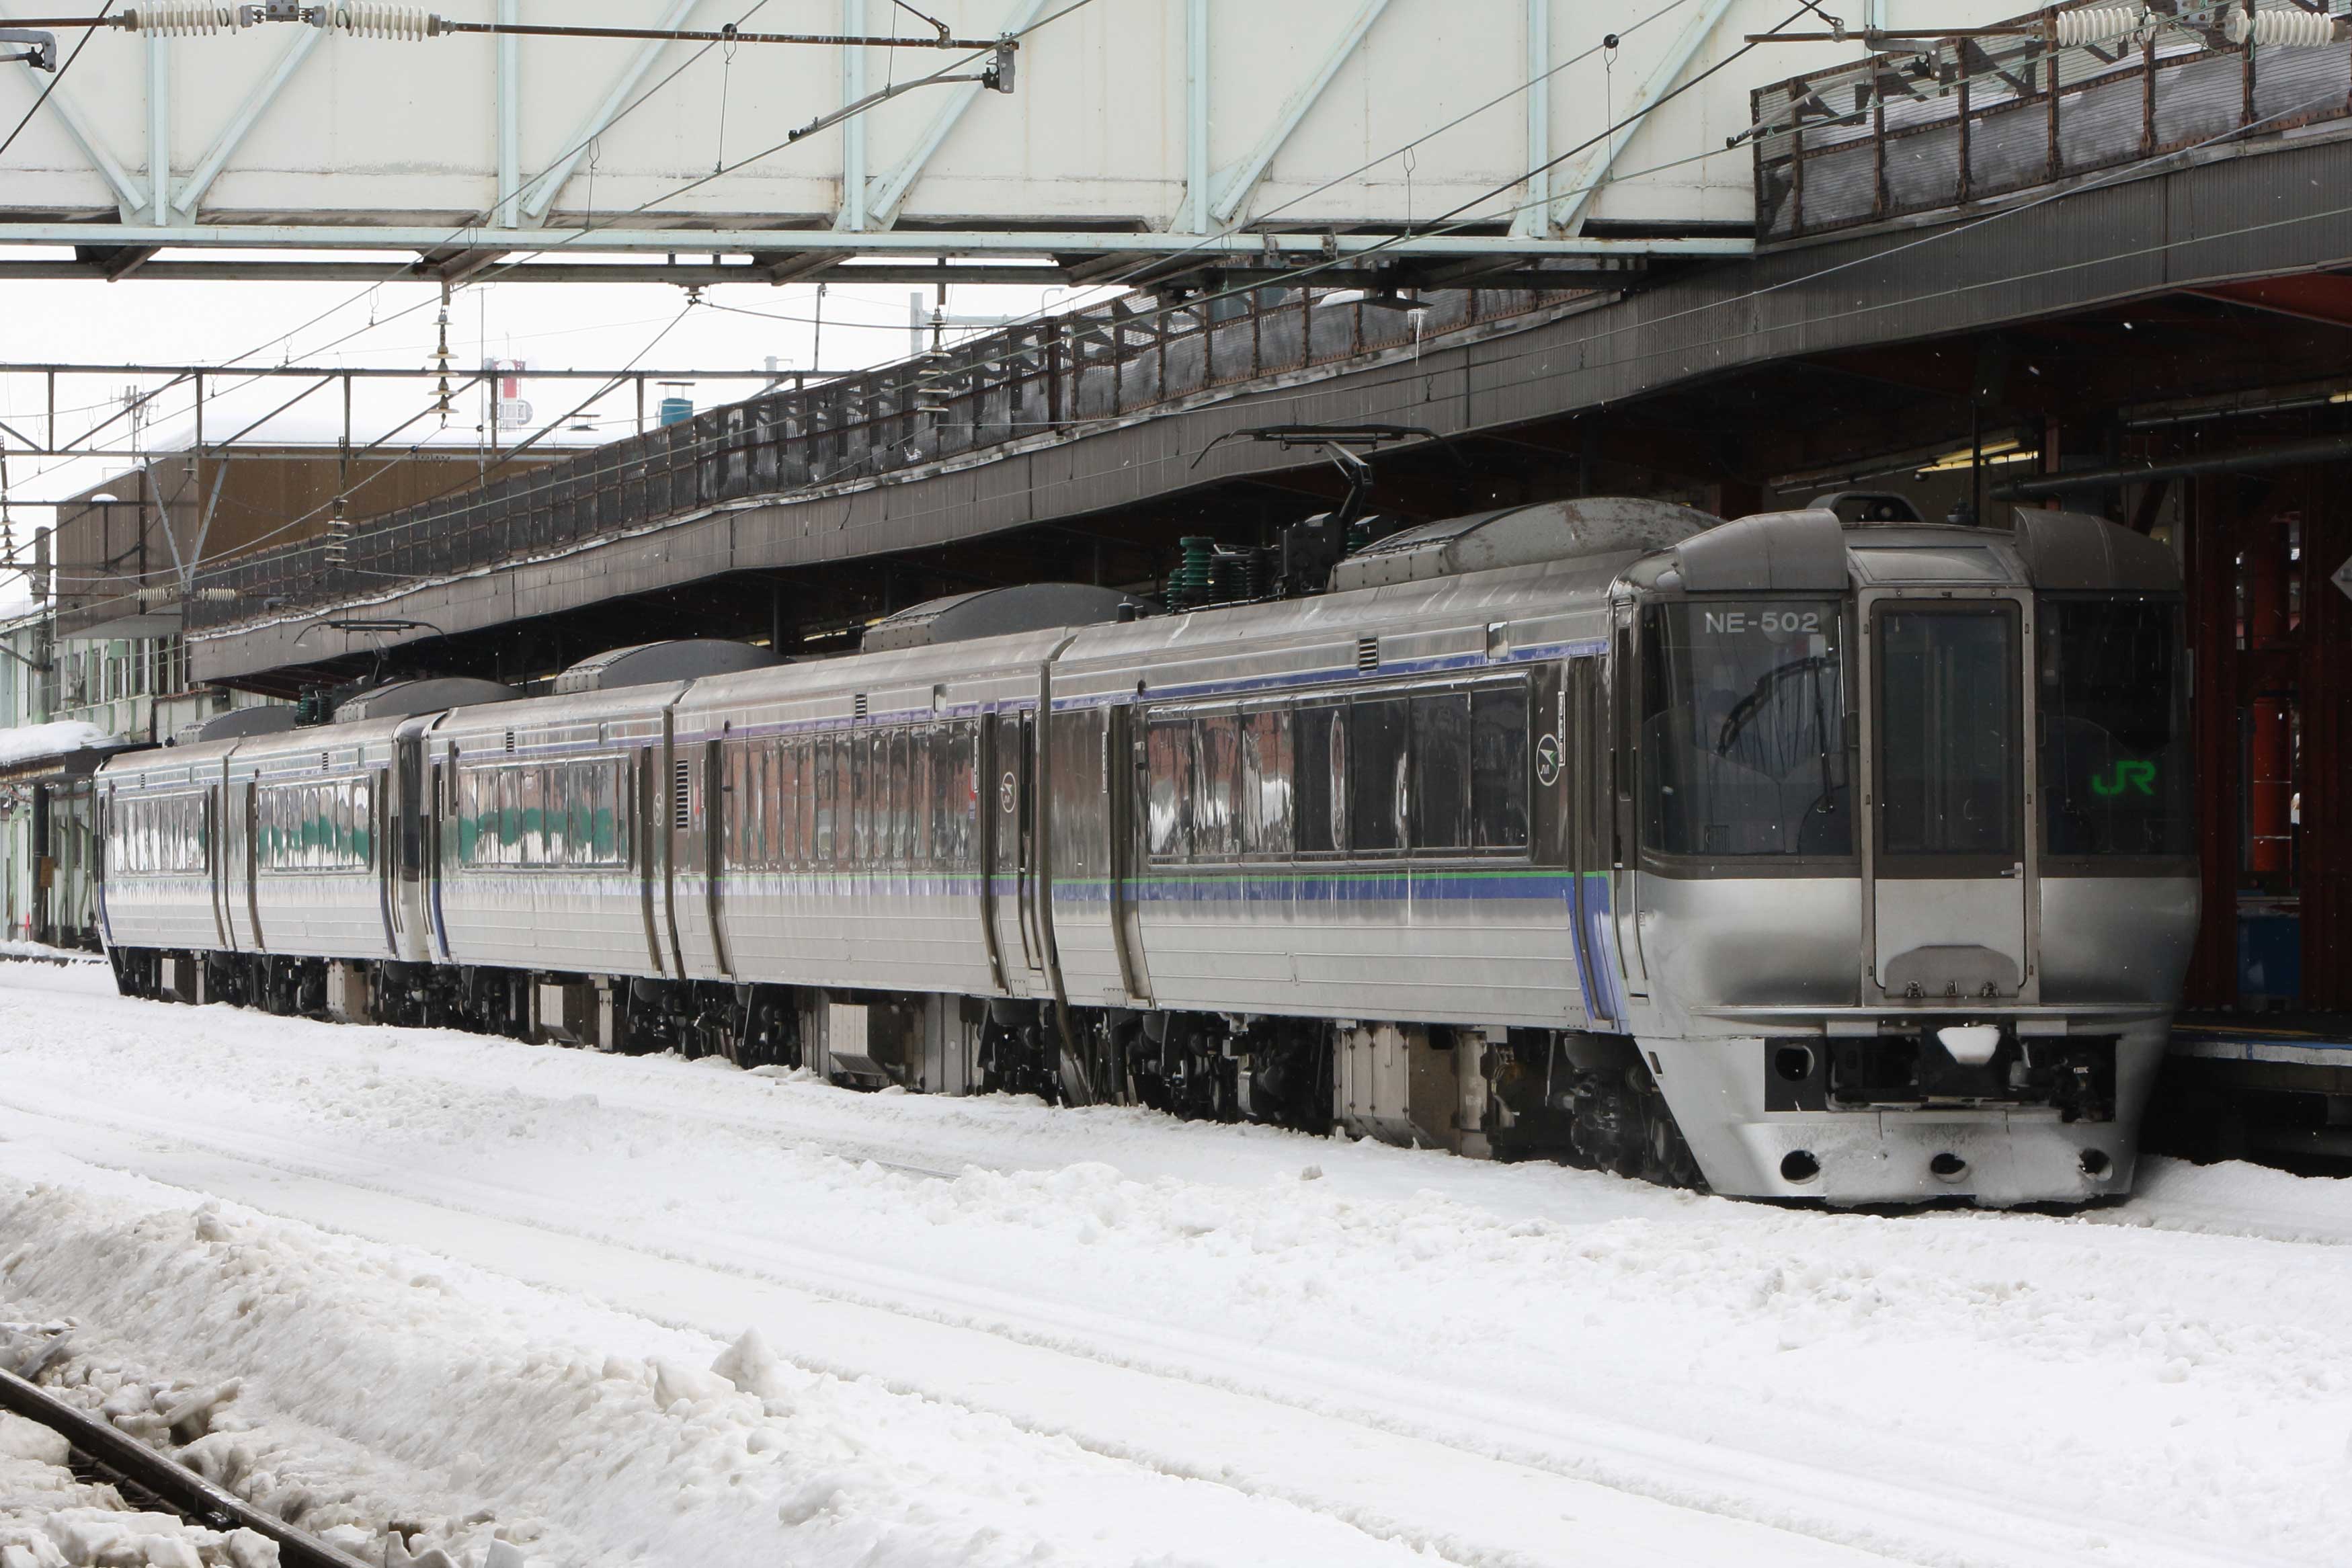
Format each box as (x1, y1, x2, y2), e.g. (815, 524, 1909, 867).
(0, 961, 2343, 1567)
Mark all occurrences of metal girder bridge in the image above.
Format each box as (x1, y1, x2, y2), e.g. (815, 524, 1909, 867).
(0, 0, 1849, 290)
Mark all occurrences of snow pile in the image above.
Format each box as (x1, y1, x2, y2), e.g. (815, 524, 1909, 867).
(0, 724, 108, 770)
(0, 1373, 280, 1568)
(0, 1182, 1420, 1568)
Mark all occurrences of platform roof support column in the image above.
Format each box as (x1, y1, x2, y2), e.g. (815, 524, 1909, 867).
(494, 0, 521, 229)
(145, 30, 169, 226)
(1550, 0, 1734, 235)
(838, 0, 868, 232)
(1512, 0, 1550, 238)
(1183, 0, 1209, 233)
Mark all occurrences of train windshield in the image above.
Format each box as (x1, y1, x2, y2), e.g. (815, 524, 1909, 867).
(2038, 597, 2193, 858)
(1639, 601, 1851, 858)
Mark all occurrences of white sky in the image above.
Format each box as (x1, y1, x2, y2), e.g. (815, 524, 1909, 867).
(0, 262, 1086, 611)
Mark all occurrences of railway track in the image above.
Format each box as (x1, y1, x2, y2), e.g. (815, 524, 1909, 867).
(0, 1364, 375, 1568)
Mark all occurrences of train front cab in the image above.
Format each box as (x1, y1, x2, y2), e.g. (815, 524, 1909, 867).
(1618, 501, 2199, 1204)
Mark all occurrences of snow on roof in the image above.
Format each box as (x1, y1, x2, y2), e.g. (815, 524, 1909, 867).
(0, 719, 110, 768)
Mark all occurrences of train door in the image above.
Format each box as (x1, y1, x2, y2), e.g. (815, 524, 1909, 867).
(426, 751, 451, 962)
(391, 733, 431, 962)
(206, 780, 231, 951)
(373, 763, 397, 957)
(987, 709, 1045, 991)
(1607, 600, 1650, 999)
(240, 774, 264, 952)
(633, 745, 667, 976)
(657, 723, 690, 977)
(91, 786, 111, 950)
(1564, 657, 1620, 1028)
(701, 736, 733, 978)
(1106, 703, 1152, 1003)
(1861, 591, 2037, 1003)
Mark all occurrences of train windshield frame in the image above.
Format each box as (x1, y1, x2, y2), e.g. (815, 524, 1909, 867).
(2037, 593, 2193, 869)
(1637, 598, 1854, 868)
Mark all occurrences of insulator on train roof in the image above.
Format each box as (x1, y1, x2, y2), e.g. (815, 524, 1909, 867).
(1168, 537, 1217, 610)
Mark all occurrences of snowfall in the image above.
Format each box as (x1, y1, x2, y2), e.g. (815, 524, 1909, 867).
(0, 960, 2341, 1567)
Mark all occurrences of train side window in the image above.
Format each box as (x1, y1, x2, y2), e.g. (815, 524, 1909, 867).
(1348, 698, 1408, 854)
(566, 764, 592, 867)
(1292, 703, 1344, 855)
(797, 738, 817, 868)
(813, 735, 837, 864)
(498, 769, 522, 866)
(1241, 708, 1294, 856)
(1472, 685, 1531, 851)
(569, 757, 597, 860)
(889, 729, 914, 864)
(910, 727, 933, 867)
(750, 744, 769, 869)
(1409, 692, 1471, 852)
(839, 734, 860, 866)
(722, 744, 745, 866)
(773, 742, 794, 868)
(454, 773, 475, 864)
(1145, 716, 1194, 860)
(353, 778, 373, 867)
(545, 766, 569, 866)
(1195, 712, 1242, 859)
(521, 769, 541, 866)
(751, 743, 769, 868)
(844, 732, 866, 866)
(939, 724, 975, 870)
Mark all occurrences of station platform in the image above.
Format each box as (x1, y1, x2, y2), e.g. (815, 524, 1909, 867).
(2151, 1015, 2352, 1169)
(2168, 1016, 2352, 1067)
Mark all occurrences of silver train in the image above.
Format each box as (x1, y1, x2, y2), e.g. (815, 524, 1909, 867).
(95, 495, 2198, 1204)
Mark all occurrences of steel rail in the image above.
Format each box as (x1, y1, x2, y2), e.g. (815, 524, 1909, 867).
(0, 1365, 378, 1568)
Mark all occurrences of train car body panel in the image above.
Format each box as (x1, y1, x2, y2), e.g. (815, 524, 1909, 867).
(432, 690, 673, 981)
(99, 746, 236, 958)
(668, 632, 1070, 1004)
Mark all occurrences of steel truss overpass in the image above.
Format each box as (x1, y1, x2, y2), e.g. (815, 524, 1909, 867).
(0, 0, 1957, 288)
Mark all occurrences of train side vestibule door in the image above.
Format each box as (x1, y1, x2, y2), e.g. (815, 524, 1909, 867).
(1863, 593, 2036, 1004)
(989, 710, 1043, 985)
